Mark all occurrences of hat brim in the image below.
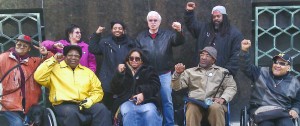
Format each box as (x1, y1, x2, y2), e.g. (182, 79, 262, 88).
(16, 39, 31, 44)
(272, 56, 289, 63)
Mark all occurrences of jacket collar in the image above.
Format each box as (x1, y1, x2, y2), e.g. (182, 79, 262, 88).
(194, 64, 219, 71)
(59, 60, 84, 70)
(9, 52, 29, 65)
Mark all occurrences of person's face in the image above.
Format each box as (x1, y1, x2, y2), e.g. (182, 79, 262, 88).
(199, 51, 215, 68)
(111, 24, 125, 37)
(272, 58, 290, 76)
(65, 50, 81, 69)
(147, 15, 161, 31)
(128, 51, 143, 69)
(15, 41, 31, 56)
(69, 28, 81, 42)
(212, 11, 223, 28)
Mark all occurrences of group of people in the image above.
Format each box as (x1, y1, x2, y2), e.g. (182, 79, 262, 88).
(0, 1, 299, 126)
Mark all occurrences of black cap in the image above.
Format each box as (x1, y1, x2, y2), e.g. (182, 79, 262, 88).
(272, 53, 291, 64)
(63, 45, 82, 57)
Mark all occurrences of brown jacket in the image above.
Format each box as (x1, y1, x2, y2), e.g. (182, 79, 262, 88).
(0, 51, 51, 113)
(172, 64, 237, 102)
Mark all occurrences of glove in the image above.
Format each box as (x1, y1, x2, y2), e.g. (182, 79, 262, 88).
(79, 98, 93, 110)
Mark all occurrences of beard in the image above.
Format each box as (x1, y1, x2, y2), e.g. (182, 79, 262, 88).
(213, 21, 222, 32)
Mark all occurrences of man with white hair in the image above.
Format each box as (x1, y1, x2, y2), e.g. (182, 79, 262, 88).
(184, 2, 244, 76)
(136, 11, 185, 126)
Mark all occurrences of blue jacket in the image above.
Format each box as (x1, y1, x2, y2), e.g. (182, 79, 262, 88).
(89, 33, 135, 92)
(185, 11, 243, 76)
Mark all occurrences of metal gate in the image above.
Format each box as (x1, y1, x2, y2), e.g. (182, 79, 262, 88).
(255, 6, 300, 79)
(0, 10, 43, 56)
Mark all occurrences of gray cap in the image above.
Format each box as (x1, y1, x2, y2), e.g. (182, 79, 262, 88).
(15, 34, 32, 45)
(211, 5, 227, 15)
(200, 46, 217, 60)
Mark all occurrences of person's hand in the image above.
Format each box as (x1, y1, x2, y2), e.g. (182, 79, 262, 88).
(289, 109, 299, 119)
(96, 26, 105, 34)
(175, 63, 185, 74)
(117, 64, 126, 73)
(241, 39, 251, 52)
(213, 97, 226, 104)
(79, 98, 93, 110)
(54, 53, 64, 62)
(172, 22, 182, 32)
(33, 41, 48, 56)
(53, 42, 64, 50)
(186, 2, 196, 11)
(132, 93, 144, 105)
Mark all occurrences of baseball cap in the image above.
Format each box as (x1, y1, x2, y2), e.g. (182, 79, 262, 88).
(272, 53, 291, 64)
(15, 34, 32, 45)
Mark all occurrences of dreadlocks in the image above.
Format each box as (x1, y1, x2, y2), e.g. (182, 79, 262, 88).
(209, 14, 231, 37)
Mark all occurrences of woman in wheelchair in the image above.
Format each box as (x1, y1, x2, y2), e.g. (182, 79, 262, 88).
(110, 48, 162, 126)
(239, 40, 300, 126)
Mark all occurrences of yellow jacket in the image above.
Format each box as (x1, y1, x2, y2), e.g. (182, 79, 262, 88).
(34, 57, 103, 105)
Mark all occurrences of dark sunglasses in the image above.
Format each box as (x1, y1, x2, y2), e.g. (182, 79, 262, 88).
(273, 60, 289, 66)
(129, 56, 141, 62)
(148, 19, 158, 22)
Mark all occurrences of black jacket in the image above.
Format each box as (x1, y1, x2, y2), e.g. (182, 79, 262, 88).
(110, 64, 161, 116)
(239, 51, 300, 114)
(136, 29, 185, 75)
(185, 11, 243, 76)
(89, 33, 135, 92)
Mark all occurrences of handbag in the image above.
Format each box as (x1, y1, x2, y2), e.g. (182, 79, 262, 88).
(253, 106, 290, 123)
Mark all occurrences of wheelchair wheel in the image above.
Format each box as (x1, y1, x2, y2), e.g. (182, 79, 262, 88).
(46, 108, 57, 126)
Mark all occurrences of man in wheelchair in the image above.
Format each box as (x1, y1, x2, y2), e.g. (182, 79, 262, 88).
(239, 40, 300, 126)
(0, 34, 53, 126)
(171, 46, 237, 126)
(34, 45, 111, 126)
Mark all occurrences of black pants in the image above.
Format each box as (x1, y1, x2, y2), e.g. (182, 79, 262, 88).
(258, 117, 294, 126)
(53, 102, 111, 126)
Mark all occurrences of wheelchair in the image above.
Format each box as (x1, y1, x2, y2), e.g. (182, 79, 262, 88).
(240, 106, 300, 126)
(183, 97, 231, 126)
(39, 87, 92, 126)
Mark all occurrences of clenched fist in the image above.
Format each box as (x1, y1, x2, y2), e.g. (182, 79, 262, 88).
(241, 39, 251, 52)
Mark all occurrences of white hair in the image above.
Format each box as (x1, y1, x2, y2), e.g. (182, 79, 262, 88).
(146, 11, 162, 21)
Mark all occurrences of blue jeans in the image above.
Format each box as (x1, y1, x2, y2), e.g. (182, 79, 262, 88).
(159, 72, 174, 126)
(1, 111, 24, 126)
(121, 101, 162, 126)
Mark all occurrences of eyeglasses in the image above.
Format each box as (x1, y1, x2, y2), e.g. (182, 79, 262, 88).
(67, 54, 81, 59)
(273, 60, 289, 66)
(16, 43, 29, 48)
(148, 19, 158, 22)
(129, 56, 141, 62)
(74, 31, 81, 34)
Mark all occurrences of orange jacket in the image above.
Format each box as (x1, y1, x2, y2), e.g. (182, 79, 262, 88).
(0, 51, 52, 113)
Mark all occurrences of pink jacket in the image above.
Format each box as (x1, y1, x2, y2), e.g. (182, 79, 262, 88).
(42, 40, 97, 72)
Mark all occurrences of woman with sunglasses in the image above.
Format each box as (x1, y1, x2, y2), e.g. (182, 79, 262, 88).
(110, 48, 162, 126)
(42, 24, 96, 72)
